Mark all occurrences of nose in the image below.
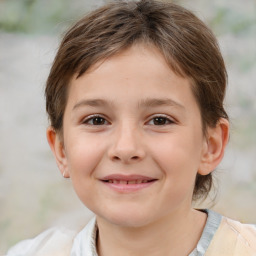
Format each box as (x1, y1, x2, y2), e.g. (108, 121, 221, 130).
(108, 122, 146, 164)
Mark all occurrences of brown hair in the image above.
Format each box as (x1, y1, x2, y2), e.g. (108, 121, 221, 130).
(45, 0, 228, 200)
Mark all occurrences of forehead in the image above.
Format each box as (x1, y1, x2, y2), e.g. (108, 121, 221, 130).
(66, 44, 199, 115)
(71, 44, 190, 92)
(83, 44, 171, 76)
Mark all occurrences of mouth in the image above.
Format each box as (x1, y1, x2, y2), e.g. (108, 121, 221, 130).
(102, 179, 156, 184)
(100, 174, 158, 192)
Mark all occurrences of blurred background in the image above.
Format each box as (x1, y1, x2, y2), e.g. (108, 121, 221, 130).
(0, 0, 255, 254)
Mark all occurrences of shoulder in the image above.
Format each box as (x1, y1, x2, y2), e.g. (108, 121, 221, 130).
(6, 226, 78, 256)
(224, 217, 256, 241)
(6, 218, 97, 256)
(206, 215, 256, 256)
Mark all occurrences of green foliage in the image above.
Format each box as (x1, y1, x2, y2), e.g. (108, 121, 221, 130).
(1, 0, 255, 36)
(209, 6, 255, 36)
(0, 0, 97, 34)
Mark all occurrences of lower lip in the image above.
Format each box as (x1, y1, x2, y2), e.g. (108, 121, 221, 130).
(101, 181, 157, 193)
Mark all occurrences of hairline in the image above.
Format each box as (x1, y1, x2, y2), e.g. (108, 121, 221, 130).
(54, 41, 211, 143)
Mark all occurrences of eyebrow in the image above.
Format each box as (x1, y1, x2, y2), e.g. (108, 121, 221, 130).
(73, 98, 185, 110)
(73, 99, 113, 110)
(138, 98, 185, 110)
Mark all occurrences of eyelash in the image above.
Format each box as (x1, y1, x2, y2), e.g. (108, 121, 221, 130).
(82, 114, 109, 126)
(147, 115, 175, 126)
(82, 114, 175, 126)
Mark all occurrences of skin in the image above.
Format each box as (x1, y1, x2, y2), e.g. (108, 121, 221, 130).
(47, 44, 229, 256)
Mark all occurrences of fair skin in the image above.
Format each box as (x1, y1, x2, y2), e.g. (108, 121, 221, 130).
(47, 44, 229, 256)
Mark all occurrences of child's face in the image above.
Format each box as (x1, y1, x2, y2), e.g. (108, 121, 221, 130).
(55, 44, 211, 227)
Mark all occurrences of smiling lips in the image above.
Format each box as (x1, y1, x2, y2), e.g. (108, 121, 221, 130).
(106, 180, 151, 184)
(100, 174, 157, 192)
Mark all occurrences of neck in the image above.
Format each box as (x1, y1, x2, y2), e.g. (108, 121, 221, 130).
(96, 208, 207, 256)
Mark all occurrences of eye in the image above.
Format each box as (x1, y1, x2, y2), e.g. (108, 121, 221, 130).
(82, 115, 109, 125)
(148, 115, 174, 126)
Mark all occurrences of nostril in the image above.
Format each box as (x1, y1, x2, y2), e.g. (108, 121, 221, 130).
(111, 155, 140, 162)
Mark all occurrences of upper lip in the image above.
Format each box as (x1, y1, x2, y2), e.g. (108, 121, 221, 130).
(100, 174, 157, 181)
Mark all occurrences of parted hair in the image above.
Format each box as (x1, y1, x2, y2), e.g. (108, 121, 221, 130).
(45, 0, 229, 200)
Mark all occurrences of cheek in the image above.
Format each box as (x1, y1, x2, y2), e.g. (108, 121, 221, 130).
(65, 134, 106, 177)
(149, 133, 203, 191)
(152, 134, 202, 170)
(64, 134, 107, 207)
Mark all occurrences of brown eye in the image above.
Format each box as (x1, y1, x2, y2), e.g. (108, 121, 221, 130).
(92, 117, 106, 125)
(148, 116, 174, 126)
(83, 115, 108, 125)
(153, 117, 168, 125)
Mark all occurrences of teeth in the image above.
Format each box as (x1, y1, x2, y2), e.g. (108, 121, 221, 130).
(127, 180, 136, 184)
(107, 179, 150, 184)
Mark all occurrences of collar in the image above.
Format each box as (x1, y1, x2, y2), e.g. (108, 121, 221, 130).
(70, 209, 222, 256)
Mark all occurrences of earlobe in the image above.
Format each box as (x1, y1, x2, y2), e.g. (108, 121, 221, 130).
(198, 118, 229, 175)
(46, 127, 70, 178)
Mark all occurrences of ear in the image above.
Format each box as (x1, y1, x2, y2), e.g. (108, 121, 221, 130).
(198, 118, 229, 175)
(46, 126, 70, 178)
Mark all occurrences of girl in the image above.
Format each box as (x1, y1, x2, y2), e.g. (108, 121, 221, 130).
(7, 0, 256, 255)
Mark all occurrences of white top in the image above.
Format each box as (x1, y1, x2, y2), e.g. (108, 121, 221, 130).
(6, 209, 256, 256)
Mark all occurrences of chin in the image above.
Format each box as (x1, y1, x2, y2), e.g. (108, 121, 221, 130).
(97, 208, 155, 228)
